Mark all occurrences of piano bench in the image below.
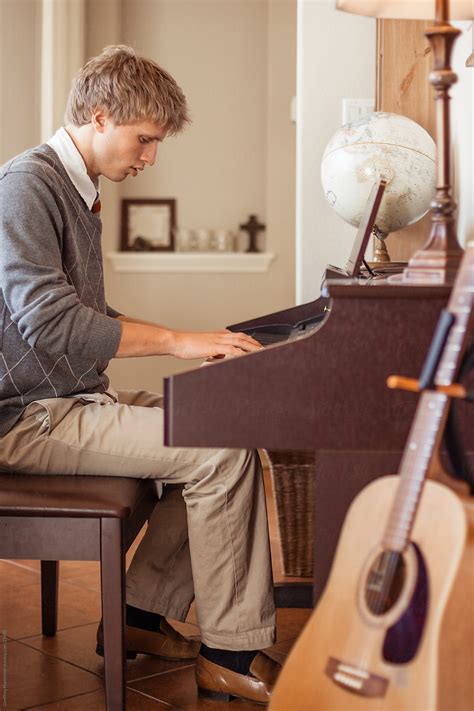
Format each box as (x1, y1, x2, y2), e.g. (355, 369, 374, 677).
(0, 473, 157, 710)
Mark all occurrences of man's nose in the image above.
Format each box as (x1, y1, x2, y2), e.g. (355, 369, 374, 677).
(141, 142, 158, 166)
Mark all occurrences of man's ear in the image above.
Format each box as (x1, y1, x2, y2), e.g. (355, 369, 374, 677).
(91, 111, 108, 133)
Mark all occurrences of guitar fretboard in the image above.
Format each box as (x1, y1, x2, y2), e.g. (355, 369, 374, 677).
(382, 240, 474, 552)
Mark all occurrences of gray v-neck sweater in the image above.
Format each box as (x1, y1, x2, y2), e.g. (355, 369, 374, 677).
(0, 144, 122, 435)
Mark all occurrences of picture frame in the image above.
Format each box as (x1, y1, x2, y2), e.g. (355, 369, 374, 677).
(120, 198, 176, 252)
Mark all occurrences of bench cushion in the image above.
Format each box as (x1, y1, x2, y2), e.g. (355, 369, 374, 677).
(0, 474, 156, 519)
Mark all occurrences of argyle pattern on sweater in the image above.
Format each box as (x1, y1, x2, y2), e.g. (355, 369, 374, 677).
(0, 144, 122, 435)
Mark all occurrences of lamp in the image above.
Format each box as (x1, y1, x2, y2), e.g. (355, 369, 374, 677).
(337, 0, 474, 285)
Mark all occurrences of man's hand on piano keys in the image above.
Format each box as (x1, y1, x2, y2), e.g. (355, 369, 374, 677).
(114, 318, 262, 359)
(169, 329, 263, 360)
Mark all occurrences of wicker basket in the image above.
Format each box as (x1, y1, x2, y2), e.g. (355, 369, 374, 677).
(266, 450, 314, 578)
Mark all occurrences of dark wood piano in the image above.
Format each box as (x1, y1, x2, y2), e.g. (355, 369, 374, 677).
(164, 281, 474, 605)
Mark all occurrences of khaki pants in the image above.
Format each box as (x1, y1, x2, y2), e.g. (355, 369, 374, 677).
(0, 390, 275, 650)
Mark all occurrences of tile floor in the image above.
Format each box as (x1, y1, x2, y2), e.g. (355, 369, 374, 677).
(0, 467, 313, 710)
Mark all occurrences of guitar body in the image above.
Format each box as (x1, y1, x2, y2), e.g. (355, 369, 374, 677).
(270, 476, 474, 711)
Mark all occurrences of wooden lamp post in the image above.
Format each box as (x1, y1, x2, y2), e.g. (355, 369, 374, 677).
(337, 0, 474, 285)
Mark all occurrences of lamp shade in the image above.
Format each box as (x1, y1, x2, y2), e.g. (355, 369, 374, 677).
(336, 0, 474, 20)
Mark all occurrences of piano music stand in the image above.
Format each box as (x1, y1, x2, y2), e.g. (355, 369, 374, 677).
(345, 178, 387, 277)
(324, 178, 387, 281)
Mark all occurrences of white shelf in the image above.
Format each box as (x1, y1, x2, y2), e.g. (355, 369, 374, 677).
(106, 251, 276, 274)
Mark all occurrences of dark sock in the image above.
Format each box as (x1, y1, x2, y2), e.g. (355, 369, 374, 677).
(200, 643, 258, 675)
(126, 604, 163, 632)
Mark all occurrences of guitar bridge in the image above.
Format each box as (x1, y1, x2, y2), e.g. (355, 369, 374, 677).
(325, 657, 389, 698)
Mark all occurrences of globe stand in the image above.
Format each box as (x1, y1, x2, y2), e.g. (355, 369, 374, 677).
(400, 4, 464, 285)
(372, 227, 391, 263)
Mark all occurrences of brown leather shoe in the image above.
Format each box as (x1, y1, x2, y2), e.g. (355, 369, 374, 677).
(195, 652, 281, 704)
(96, 618, 200, 661)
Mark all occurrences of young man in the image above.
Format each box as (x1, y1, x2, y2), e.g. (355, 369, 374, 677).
(0, 45, 278, 703)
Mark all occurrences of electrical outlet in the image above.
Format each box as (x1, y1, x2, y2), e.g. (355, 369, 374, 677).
(342, 98, 375, 125)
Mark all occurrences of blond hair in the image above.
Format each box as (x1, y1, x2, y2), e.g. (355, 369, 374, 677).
(65, 45, 190, 135)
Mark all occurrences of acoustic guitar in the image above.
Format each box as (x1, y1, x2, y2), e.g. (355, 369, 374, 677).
(270, 241, 474, 711)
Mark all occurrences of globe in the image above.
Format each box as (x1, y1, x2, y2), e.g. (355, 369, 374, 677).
(320, 112, 436, 236)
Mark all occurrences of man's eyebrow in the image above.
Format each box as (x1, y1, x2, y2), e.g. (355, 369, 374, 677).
(141, 132, 164, 142)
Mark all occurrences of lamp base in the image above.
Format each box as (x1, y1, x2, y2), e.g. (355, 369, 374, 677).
(400, 246, 463, 285)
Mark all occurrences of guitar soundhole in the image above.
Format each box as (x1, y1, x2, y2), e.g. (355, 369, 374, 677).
(383, 543, 428, 664)
(365, 550, 405, 615)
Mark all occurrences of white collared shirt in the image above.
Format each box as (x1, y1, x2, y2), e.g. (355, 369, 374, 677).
(47, 127, 99, 210)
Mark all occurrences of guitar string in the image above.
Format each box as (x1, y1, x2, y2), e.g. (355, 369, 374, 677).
(357, 276, 473, 673)
(366, 384, 453, 625)
(359, 406, 447, 671)
(366, 397, 443, 620)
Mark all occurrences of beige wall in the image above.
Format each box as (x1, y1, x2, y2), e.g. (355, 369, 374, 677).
(0, 0, 42, 162)
(96, 0, 297, 392)
(119, 0, 267, 230)
(296, 0, 376, 303)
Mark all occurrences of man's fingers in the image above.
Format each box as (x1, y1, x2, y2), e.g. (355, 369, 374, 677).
(207, 342, 261, 361)
(221, 331, 262, 351)
(171, 329, 263, 360)
(231, 339, 262, 352)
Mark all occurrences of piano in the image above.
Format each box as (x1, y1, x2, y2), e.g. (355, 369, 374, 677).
(164, 280, 474, 605)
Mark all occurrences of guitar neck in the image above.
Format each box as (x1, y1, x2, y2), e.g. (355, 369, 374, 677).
(383, 240, 474, 552)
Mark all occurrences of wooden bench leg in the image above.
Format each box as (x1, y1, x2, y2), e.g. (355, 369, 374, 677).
(41, 560, 59, 636)
(101, 518, 126, 711)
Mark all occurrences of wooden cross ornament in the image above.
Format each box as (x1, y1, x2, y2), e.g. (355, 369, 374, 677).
(239, 214, 266, 253)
